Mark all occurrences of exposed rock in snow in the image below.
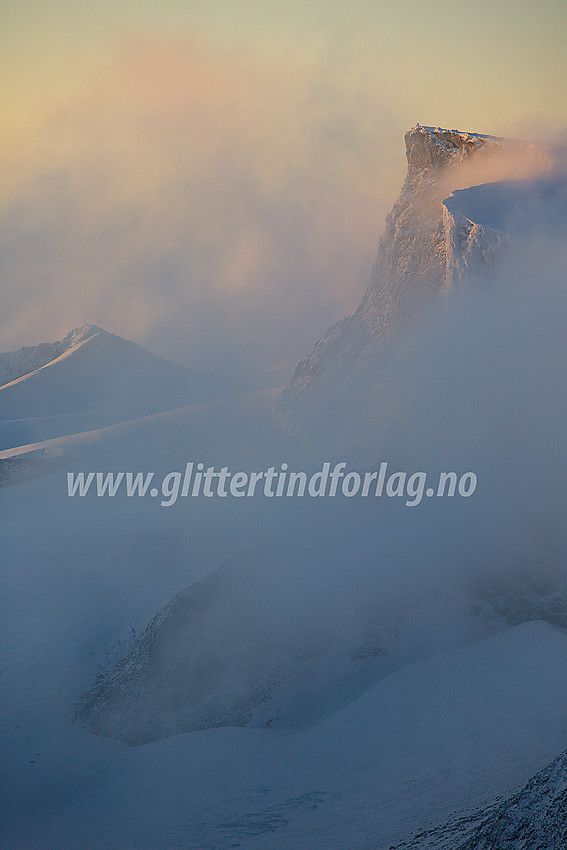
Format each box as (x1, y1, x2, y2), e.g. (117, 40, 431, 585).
(275, 126, 556, 443)
(398, 747, 567, 849)
(0, 447, 63, 486)
(456, 748, 567, 850)
(471, 554, 567, 630)
(442, 200, 508, 289)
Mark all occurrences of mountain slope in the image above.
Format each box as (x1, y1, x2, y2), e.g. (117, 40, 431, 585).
(0, 326, 87, 386)
(456, 748, 567, 850)
(275, 125, 555, 444)
(75, 531, 567, 746)
(5, 615, 567, 849)
(0, 324, 226, 422)
(398, 746, 567, 849)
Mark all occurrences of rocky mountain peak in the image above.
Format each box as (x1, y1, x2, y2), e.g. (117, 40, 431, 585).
(275, 124, 556, 443)
(404, 125, 494, 176)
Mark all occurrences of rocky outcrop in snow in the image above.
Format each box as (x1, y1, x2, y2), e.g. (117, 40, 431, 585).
(390, 746, 567, 849)
(455, 747, 567, 850)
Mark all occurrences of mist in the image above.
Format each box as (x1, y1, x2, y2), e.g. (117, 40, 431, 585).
(4, 221, 566, 753)
(0, 36, 403, 375)
(2, 74, 567, 844)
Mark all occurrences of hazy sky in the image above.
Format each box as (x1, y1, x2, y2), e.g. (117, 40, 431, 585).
(1, 0, 565, 373)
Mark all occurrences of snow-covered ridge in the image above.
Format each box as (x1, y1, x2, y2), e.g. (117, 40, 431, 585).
(0, 324, 227, 426)
(0, 324, 104, 387)
(444, 176, 567, 235)
(442, 175, 567, 286)
(75, 553, 393, 744)
(76, 535, 567, 746)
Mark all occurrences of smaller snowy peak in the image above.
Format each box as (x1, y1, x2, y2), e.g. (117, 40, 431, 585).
(0, 325, 227, 425)
(0, 324, 109, 387)
(59, 324, 107, 349)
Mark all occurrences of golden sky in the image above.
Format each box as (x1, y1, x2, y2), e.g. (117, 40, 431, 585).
(1, 0, 565, 370)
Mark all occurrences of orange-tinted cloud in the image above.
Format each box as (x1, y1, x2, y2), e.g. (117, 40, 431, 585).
(1, 35, 399, 372)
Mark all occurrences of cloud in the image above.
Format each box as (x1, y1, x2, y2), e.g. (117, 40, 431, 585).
(0, 35, 400, 373)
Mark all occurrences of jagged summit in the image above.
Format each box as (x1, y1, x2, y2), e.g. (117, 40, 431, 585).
(404, 124, 554, 175)
(413, 124, 496, 136)
(275, 124, 555, 442)
(60, 324, 107, 346)
(405, 124, 497, 174)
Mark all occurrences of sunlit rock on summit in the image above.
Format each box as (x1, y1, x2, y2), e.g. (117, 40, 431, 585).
(275, 125, 560, 444)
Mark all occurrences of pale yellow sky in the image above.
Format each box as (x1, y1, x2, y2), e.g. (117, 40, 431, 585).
(1, 0, 565, 369)
(3, 0, 566, 144)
